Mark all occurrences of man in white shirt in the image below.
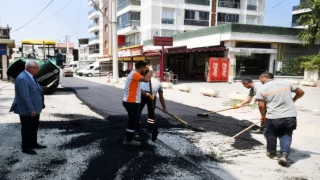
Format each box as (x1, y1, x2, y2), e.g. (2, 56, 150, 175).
(140, 76, 168, 125)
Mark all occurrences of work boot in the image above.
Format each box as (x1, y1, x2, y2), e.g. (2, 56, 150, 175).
(133, 133, 140, 141)
(123, 139, 141, 146)
(252, 129, 263, 134)
(278, 152, 289, 166)
(266, 152, 277, 159)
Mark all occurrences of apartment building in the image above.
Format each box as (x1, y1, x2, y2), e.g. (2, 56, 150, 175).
(292, 0, 310, 28)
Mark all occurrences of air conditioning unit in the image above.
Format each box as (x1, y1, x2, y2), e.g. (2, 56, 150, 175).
(131, 25, 139, 30)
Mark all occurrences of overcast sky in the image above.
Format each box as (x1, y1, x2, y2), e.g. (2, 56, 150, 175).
(0, 0, 300, 45)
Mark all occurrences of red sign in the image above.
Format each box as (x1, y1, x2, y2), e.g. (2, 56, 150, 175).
(153, 36, 173, 46)
(118, 46, 143, 57)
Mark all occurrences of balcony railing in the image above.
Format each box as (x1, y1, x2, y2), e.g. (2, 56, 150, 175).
(162, 18, 175, 24)
(88, 22, 99, 28)
(124, 42, 140, 47)
(218, 1, 240, 9)
(89, 36, 99, 41)
(292, 5, 300, 11)
(117, 0, 141, 11)
(247, 4, 257, 11)
(88, 8, 98, 15)
(185, 0, 210, 6)
(118, 20, 140, 30)
(292, 22, 298, 27)
(89, 49, 100, 54)
(184, 19, 209, 26)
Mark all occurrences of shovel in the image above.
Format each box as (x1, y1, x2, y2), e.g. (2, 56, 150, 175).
(156, 106, 206, 132)
(149, 80, 159, 141)
(197, 105, 248, 117)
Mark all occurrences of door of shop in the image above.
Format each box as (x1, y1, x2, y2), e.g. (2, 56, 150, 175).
(236, 54, 270, 78)
(168, 55, 189, 80)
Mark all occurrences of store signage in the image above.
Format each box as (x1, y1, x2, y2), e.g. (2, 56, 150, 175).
(118, 46, 142, 57)
(229, 47, 277, 54)
(0, 45, 7, 55)
(153, 36, 173, 46)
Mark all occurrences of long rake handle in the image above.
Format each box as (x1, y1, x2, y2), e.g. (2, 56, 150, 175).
(219, 121, 261, 147)
(204, 107, 234, 115)
(155, 106, 189, 126)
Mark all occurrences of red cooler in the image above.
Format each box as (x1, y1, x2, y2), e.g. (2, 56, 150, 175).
(206, 57, 229, 82)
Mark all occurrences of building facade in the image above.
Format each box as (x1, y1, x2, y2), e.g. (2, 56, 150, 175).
(291, 0, 310, 28)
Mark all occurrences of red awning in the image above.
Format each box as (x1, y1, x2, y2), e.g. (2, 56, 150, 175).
(143, 50, 161, 57)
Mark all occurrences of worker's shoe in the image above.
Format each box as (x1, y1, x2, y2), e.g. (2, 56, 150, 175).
(266, 152, 277, 159)
(278, 152, 288, 166)
(133, 133, 140, 141)
(123, 139, 141, 146)
(251, 129, 263, 134)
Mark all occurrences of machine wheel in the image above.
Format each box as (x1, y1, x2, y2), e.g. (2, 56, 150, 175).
(87, 73, 93, 77)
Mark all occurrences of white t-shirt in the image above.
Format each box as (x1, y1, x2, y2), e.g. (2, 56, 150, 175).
(141, 77, 163, 97)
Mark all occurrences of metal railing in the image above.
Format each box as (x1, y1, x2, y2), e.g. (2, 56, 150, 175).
(124, 42, 140, 47)
(185, 0, 210, 6)
(247, 4, 257, 11)
(162, 18, 175, 24)
(88, 22, 99, 28)
(89, 49, 100, 54)
(217, 21, 233, 25)
(292, 5, 300, 11)
(184, 19, 209, 26)
(89, 36, 99, 42)
(117, 0, 141, 11)
(88, 8, 98, 15)
(117, 20, 140, 30)
(218, 1, 240, 9)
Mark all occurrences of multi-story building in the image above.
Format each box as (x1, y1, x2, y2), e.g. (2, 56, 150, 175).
(291, 0, 310, 28)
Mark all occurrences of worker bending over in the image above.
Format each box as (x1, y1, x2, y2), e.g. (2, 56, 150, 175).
(256, 72, 304, 166)
(234, 78, 263, 134)
(122, 61, 153, 146)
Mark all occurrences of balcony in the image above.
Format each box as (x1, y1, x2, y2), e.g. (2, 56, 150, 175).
(117, 20, 140, 35)
(247, 4, 257, 11)
(162, 18, 175, 24)
(89, 36, 100, 45)
(88, 8, 99, 19)
(89, 49, 100, 55)
(292, 5, 300, 11)
(185, 0, 210, 6)
(88, 22, 100, 32)
(88, 0, 98, 6)
(184, 19, 209, 26)
(124, 41, 140, 47)
(118, 0, 141, 11)
(218, 1, 240, 9)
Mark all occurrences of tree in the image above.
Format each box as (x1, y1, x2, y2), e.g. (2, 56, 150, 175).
(297, 0, 320, 46)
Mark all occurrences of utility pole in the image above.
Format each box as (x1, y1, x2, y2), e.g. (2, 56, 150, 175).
(66, 35, 70, 63)
(90, 0, 118, 83)
(112, 0, 119, 83)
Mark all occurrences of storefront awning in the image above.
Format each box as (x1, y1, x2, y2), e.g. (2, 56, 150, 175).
(167, 46, 226, 54)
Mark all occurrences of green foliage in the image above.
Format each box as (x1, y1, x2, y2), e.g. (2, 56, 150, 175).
(297, 0, 320, 46)
(278, 56, 311, 76)
(301, 53, 320, 71)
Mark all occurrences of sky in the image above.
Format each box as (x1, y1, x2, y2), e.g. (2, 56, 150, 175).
(0, 0, 300, 46)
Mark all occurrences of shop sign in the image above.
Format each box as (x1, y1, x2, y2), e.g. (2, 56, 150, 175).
(118, 47, 142, 57)
(153, 36, 173, 46)
(229, 47, 277, 54)
(0, 45, 7, 55)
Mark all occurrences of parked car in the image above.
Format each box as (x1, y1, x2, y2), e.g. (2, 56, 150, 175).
(63, 68, 73, 77)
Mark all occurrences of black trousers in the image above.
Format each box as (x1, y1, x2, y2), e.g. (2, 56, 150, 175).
(19, 115, 40, 150)
(123, 102, 140, 141)
(140, 94, 156, 122)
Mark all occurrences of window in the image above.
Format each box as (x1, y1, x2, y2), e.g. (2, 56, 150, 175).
(136, 35, 140, 44)
(162, 9, 175, 24)
(217, 13, 239, 23)
(185, 10, 195, 19)
(218, 0, 240, 9)
(117, 11, 140, 29)
(105, 24, 108, 32)
(199, 11, 209, 20)
(246, 17, 256, 24)
(105, 41, 108, 48)
(104, 7, 108, 15)
(247, 0, 257, 10)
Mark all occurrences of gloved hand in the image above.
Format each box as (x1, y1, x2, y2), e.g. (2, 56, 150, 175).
(146, 93, 154, 100)
(233, 104, 241, 109)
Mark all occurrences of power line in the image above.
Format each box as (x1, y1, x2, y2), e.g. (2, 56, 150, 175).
(260, 0, 287, 16)
(36, 0, 75, 25)
(12, 0, 55, 32)
(71, 0, 86, 34)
